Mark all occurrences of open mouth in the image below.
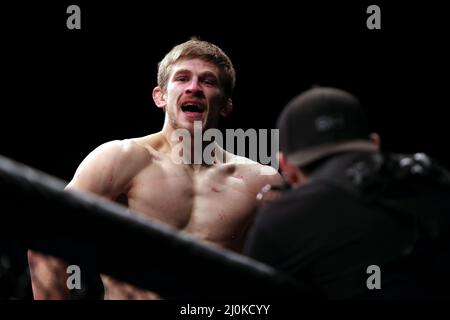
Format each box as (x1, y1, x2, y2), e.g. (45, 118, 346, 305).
(181, 103, 205, 113)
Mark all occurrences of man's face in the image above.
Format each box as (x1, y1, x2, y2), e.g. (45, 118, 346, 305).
(159, 58, 228, 132)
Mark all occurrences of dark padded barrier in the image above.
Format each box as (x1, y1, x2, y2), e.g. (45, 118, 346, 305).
(0, 154, 306, 299)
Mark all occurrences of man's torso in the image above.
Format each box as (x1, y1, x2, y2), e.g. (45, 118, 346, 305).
(117, 136, 273, 251)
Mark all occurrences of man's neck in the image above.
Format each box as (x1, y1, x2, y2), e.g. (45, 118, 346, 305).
(160, 125, 227, 168)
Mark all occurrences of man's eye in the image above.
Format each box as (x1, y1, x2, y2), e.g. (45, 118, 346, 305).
(175, 76, 188, 82)
(203, 79, 217, 85)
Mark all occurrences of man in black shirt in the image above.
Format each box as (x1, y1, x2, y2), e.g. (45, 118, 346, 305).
(244, 87, 450, 299)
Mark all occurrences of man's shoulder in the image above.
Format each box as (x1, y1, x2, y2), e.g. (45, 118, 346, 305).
(83, 138, 157, 172)
(223, 154, 282, 194)
(69, 138, 157, 192)
(127, 133, 164, 151)
(227, 153, 279, 177)
(92, 139, 152, 159)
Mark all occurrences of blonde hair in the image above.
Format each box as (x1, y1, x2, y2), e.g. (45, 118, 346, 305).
(157, 38, 236, 98)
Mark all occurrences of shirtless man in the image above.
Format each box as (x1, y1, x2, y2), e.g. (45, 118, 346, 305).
(28, 38, 281, 299)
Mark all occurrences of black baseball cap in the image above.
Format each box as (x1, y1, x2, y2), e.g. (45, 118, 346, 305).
(277, 87, 378, 167)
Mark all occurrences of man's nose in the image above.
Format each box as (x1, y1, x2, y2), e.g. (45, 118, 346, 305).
(185, 79, 203, 95)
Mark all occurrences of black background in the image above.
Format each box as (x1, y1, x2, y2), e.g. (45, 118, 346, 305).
(2, 1, 448, 182)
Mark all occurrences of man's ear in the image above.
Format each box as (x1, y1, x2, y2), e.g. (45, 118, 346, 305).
(278, 152, 305, 188)
(220, 98, 233, 117)
(152, 87, 166, 109)
(278, 152, 289, 173)
(369, 132, 381, 148)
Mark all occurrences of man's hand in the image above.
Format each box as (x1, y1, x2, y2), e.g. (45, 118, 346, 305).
(256, 181, 288, 204)
(101, 274, 161, 300)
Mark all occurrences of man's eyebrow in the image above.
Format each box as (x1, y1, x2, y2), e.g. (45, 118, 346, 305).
(172, 69, 218, 78)
(172, 69, 192, 76)
(200, 71, 219, 79)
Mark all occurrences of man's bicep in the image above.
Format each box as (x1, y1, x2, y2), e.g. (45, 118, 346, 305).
(65, 169, 110, 197)
(65, 141, 126, 199)
(65, 160, 114, 198)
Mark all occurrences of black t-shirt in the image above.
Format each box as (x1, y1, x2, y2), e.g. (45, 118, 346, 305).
(244, 152, 450, 299)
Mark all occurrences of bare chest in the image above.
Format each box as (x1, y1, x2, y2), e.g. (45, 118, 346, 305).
(126, 161, 258, 247)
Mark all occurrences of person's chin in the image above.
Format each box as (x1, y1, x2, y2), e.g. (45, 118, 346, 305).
(180, 113, 204, 128)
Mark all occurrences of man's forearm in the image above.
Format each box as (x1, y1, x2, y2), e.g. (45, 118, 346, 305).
(28, 250, 71, 300)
